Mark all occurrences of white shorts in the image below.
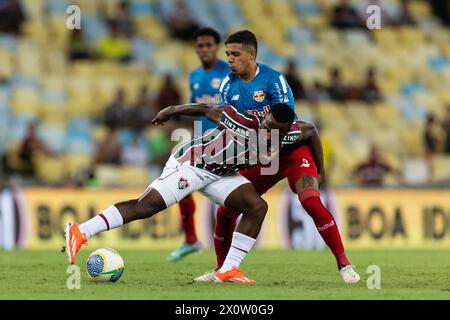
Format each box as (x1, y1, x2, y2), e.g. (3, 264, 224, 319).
(140, 156, 250, 207)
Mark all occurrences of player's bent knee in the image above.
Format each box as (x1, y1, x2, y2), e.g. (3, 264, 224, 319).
(247, 198, 268, 219)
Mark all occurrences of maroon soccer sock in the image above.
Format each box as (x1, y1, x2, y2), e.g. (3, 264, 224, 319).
(300, 194, 350, 267)
(178, 195, 197, 244)
(214, 206, 239, 269)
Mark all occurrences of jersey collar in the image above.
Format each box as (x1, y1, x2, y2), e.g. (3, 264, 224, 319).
(238, 64, 260, 83)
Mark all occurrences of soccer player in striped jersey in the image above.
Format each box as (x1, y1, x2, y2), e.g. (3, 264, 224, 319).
(194, 30, 360, 284)
(167, 27, 229, 262)
(65, 102, 296, 284)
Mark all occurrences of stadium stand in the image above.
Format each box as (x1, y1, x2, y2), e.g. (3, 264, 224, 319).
(0, 0, 449, 188)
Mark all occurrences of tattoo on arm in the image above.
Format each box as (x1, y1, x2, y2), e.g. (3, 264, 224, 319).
(300, 176, 319, 190)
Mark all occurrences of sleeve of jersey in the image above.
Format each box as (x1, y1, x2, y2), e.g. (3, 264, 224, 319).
(219, 105, 260, 132)
(218, 75, 230, 104)
(268, 74, 295, 109)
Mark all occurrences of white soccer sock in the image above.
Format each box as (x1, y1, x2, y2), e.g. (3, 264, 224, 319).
(219, 232, 256, 273)
(79, 205, 124, 239)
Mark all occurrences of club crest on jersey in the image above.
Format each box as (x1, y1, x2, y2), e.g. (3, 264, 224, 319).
(178, 177, 189, 189)
(211, 78, 221, 89)
(253, 90, 265, 102)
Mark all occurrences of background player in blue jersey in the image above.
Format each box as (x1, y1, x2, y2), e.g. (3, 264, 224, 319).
(195, 30, 359, 284)
(167, 28, 229, 262)
(190, 30, 229, 133)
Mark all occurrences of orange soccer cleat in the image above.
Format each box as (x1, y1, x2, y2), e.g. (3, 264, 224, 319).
(214, 266, 256, 284)
(65, 223, 87, 264)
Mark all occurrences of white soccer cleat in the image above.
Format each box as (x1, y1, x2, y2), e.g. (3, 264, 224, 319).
(193, 269, 217, 282)
(339, 265, 360, 284)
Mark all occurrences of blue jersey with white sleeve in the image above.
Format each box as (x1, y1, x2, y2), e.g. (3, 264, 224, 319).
(219, 63, 300, 156)
(189, 59, 229, 133)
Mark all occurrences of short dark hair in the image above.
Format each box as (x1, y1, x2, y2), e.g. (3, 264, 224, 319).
(225, 30, 258, 55)
(269, 103, 296, 123)
(193, 27, 221, 44)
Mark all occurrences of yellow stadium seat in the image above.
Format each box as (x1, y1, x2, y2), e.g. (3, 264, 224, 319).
(302, 15, 327, 28)
(92, 126, 108, 143)
(39, 105, 68, 124)
(372, 28, 398, 50)
(44, 48, 68, 75)
(179, 50, 200, 73)
(397, 27, 425, 47)
(93, 77, 120, 107)
(120, 166, 150, 187)
(34, 155, 66, 183)
(64, 154, 94, 177)
(431, 156, 450, 181)
(438, 90, 450, 106)
(71, 61, 97, 77)
(443, 43, 450, 58)
(16, 45, 43, 78)
(372, 103, 401, 126)
(345, 102, 372, 124)
(136, 17, 168, 43)
(0, 50, 13, 78)
(409, 0, 432, 19)
(72, 0, 99, 13)
(295, 102, 314, 117)
(12, 88, 40, 115)
(22, 0, 45, 23)
(95, 164, 121, 187)
(317, 101, 345, 120)
(414, 92, 444, 118)
(371, 127, 402, 155)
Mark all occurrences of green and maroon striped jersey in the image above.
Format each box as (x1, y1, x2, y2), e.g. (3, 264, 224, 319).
(173, 105, 302, 176)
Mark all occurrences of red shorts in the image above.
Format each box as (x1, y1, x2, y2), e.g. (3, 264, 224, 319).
(239, 144, 318, 194)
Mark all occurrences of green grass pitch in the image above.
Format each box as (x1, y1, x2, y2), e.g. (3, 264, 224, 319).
(1, 249, 450, 299)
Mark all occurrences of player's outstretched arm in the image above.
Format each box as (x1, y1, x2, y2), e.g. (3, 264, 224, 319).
(298, 121, 325, 184)
(152, 103, 225, 125)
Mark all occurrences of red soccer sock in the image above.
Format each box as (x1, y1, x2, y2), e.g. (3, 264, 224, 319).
(178, 195, 197, 244)
(300, 194, 350, 267)
(214, 206, 239, 269)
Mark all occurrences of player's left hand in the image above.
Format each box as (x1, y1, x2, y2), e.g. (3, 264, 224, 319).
(152, 108, 172, 125)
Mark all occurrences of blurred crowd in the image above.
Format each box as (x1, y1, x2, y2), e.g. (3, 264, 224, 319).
(284, 61, 382, 104)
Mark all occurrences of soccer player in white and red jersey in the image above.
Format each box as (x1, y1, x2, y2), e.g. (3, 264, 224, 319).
(167, 27, 229, 262)
(66, 102, 296, 284)
(193, 30, 359, 284)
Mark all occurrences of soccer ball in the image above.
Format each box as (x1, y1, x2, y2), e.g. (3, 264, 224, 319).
(86, 248, 125, 282)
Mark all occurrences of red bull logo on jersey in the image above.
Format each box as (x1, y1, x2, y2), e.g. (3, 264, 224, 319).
(253, 90, 265, 103)
(211, 78, 222, 89)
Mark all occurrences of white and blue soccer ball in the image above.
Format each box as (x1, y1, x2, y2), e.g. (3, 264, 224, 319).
(86, 248, 125, 282)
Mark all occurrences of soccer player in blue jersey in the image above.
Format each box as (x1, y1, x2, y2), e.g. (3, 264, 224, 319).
(194, 30, 360, 284)
(167, 28, 230, 262)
